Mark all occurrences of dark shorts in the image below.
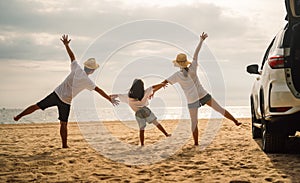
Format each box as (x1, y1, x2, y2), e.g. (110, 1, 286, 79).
(37, 92, 71, 122)
(188, 94, 212, 109)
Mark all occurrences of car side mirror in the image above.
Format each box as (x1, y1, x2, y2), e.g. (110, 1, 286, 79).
(247, 64, 260, 74)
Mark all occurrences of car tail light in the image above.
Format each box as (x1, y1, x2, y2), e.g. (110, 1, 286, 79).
(270, 107, 292, 112)
(268, 55, 285, 69)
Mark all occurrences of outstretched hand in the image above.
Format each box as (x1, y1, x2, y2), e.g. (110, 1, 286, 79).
(111, 98, 120, 107)
(200, 32, 208, 41)
(161, 82, 168, 89)
(109, 95, 119, 106)
(61, 34, 71, 46)
(149, 83, 168, 99)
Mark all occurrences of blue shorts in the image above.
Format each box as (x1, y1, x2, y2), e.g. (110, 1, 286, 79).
(135, 106, 157, 130)
(37, 92, 70, 122)
(188, 94, 212, 109)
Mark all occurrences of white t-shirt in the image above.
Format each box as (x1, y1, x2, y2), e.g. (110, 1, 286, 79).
(167, 59, 208, 104)
(54, 60, 96, 104)
(118, 87, 153, 112)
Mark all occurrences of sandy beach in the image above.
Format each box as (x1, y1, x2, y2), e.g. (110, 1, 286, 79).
(1, 118, 300, 183)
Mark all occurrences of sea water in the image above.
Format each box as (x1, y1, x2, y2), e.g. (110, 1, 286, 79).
(0, 106, 250, 124)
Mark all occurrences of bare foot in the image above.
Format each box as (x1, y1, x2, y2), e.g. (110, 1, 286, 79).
(13, 115, 20, 121)
(166, 134, 172, 137)
(235, 121, 242, 126)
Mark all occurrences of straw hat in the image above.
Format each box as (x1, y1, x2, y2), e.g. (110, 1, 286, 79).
(173, 53, 191, 68)
(84, 58, 99, 70)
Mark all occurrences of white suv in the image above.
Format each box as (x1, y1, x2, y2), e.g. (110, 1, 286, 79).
(247, 0, 300, 153)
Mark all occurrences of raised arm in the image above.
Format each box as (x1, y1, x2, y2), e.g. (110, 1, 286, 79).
(193, 32, 208, 61)
(61, 34, 75, 62)
(95, 86, 119, 106)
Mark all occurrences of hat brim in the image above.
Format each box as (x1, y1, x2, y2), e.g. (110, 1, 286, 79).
(84, 64, 99, 70)
(173, 60, 191, 68)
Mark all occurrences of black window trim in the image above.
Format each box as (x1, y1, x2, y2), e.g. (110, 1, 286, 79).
(261, 38, 276, 70)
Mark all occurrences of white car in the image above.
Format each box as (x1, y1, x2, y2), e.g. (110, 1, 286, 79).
(247, 0, 300, 153)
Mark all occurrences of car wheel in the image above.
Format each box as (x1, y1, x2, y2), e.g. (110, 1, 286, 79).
(251, 99, 261, 139)
(261, 121, 286, 153)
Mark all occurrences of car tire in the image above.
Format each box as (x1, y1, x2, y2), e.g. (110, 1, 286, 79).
(251, 99, 261, 139)
(261, 121, 286, 153)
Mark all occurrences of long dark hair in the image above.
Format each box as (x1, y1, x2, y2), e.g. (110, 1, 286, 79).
(128, 79, 145, 101)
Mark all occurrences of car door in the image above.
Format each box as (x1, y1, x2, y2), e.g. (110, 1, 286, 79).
(284, 0, 300, 98)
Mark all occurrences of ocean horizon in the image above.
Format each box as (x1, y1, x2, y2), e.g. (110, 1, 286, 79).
(0, 106, 250, 124)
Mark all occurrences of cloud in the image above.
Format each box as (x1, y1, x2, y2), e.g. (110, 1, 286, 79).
(0, 0, 253, 60)
(0, 0, 288, 107)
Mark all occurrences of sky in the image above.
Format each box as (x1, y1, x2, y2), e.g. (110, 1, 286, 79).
(0, 0, 287, 109)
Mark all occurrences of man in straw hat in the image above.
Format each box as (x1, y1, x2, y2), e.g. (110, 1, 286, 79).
(14, 34, 118, 148)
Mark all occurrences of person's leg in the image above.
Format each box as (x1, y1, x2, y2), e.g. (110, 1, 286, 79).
(206, 98, 241, 126)
(139, 129, 145, 146)
(14, 104, 40, 121)
(136, 117, 146, 146)
(60, 121, 68, 148)
(189, 108, 199, 145)
(152, 120, 171, 137)
(15, 92, 58, 122)
(57, 101, 70, 148)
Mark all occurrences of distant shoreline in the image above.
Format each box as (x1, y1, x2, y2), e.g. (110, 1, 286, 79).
(0, 106, 251, 124)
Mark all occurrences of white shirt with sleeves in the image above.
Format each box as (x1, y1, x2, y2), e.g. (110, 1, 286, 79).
(54, 60, 96, 104)
(167, 59, 208, 104)
(118, 87, 153, 112)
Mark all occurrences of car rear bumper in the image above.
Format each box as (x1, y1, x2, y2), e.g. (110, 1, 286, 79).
(265, 111, 300, 133)
(266, 111, 300, 122)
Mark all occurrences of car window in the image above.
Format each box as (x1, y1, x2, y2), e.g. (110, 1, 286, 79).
(261, 38, 275, 70)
